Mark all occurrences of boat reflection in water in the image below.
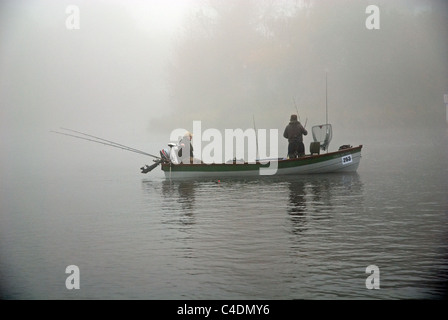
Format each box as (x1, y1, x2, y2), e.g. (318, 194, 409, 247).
(142, 173, 364, 235)
(140, 173, 366, 298)
(285, 173, 364, 236)
(162, 180, 196, 213)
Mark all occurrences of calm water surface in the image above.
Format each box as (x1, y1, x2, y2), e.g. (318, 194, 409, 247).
(1, 133, 447, 299)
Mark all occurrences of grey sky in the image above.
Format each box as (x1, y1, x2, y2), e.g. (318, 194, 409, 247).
(1, 0, 447, 168)
(0, 0, 186, 141)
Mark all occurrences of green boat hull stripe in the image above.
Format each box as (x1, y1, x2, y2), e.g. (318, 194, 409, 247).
(161, 146, 362, 173)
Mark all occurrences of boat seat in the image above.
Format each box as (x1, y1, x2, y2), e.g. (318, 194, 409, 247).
(310, 142, 320, 155)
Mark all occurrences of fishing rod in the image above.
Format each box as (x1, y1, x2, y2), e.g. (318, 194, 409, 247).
(293, 97, 308, 128)
(293, 97, 301, 122)
(60, 127, 156, 157)
(51, 129, 160, 159)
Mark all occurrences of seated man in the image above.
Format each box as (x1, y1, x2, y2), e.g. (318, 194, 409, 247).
(178, 131, 201, 164)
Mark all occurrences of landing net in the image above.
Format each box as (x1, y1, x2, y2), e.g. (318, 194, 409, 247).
(312, 124, 332, 151)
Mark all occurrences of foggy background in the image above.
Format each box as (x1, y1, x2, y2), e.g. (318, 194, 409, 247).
(1, 0, 448, 301)
(0, 0, 447, 171)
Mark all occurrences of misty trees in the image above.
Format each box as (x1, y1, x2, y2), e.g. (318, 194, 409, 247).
(169, 1, 270, 125)
(167, 0, 448, 129)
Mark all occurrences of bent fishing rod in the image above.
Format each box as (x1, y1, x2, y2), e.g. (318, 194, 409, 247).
(51, 128, 161, 159)
(293, 97, 308, 128)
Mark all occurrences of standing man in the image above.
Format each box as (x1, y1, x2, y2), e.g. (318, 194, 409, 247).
(283, 114, 308, 158)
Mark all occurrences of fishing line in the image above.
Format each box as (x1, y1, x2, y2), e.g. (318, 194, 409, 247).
(60, 127, 157, 157)
(51, 130, 160, 159)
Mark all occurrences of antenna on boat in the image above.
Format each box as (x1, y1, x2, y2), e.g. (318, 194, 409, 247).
(325, 71, 329, 153)
(311, 71, 332, 153)
(326, 71, 328, 128)
(253, 114, 259, 162)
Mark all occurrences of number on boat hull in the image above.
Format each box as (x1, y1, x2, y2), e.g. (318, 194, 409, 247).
(342, 155, 353, 165)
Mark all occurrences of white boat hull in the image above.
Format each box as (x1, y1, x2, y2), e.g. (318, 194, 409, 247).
(162, 145, 362, 179)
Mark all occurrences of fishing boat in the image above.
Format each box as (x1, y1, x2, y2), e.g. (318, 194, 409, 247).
(148, 123, 362, 179)
(53, 77, 362, 179)
(51, 124, 362, 180)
